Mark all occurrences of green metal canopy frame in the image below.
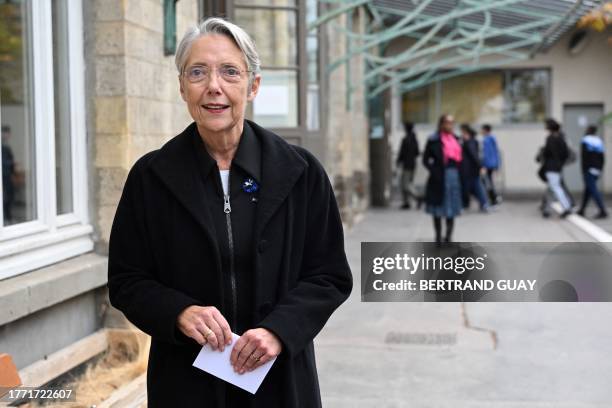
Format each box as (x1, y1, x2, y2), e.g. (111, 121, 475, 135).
(309, 0, 602, 100)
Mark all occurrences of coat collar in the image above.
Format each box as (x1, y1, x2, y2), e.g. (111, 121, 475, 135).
(233, 122, 262, 183)
(148, 120, 307, 240)
(245, 119, 307, 239)
(190, 121, 262, 184)
(429, 131, 460, 142)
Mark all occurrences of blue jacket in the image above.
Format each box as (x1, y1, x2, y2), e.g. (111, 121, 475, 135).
(482, 134, 500, 170)
(581, 134, 605, 173)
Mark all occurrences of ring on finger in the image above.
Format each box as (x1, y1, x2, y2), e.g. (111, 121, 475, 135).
(204, 329, 214, 338)
(250, 354, 261, 362)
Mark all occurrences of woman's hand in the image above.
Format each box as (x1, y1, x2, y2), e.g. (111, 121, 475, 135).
(230, 328, 282, 374)
(176, 305, 232, 351)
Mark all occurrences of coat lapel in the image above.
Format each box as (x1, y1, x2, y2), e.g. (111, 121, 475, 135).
(147, 123, 219, 249)
(147, 120, 307, 256)
(430, 131, 443, 162)
(247, 120, 308, 240)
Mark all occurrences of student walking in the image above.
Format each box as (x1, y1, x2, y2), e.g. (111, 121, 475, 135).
(423, 114, 463, 244)
(481, 124, 501, 205)
(460, 124, 489, 211)
(577, 125, 608, 219)
(539, 118, 572, 218)
(396, 121, 421, 209)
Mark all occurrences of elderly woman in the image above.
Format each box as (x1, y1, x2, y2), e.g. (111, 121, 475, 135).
(107, 18, 352, 408)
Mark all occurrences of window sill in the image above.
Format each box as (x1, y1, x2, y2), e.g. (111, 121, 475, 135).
(0, 252, 107, 327)
(0, 224, 94, 280)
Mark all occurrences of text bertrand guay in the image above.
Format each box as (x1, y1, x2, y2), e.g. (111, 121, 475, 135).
(372, 279, 537, 292)
(370, 253, 536, 292)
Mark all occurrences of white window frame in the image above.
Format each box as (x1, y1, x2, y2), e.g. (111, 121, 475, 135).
(0, 0, 92, 280)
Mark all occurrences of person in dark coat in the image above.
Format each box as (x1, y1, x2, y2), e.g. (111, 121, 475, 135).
(396, 121, 421, 209)
(423, 114, 463, 244)
(1, 126, 16, 223)
(107, 18, 352, 408)
(480, 124, 501, 205)
(459, 124, 489, 211)
(539, 118, 572, 218)
(577, 125, 608, 218)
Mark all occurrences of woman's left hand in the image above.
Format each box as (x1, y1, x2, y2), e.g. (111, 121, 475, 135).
(230, 328, 282, 374)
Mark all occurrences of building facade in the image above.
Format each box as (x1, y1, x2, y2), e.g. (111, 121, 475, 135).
(0, 0, 368, 373)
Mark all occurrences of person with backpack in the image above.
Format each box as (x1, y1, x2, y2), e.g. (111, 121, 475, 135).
(481, 124, 501, 205)
(539, 118, 572, 218)
(577, 125, 608, 219)
(460, 123, 489, 211)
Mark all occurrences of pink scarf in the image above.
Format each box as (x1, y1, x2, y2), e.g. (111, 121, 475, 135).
(441, 132, 462, 164)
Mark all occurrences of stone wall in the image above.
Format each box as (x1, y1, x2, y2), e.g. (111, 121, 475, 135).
(88, 0, 198, 252)
(324, 7, 370, 226)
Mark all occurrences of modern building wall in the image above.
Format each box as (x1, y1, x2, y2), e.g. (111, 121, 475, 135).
(505, 30, 612, 193)
(389, 30, 612, 196)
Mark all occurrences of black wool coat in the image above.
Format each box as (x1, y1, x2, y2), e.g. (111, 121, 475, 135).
(461, 138, 481, 180)
(423, 131, 458, 206)
(542, 133, 569, 173)
(107, 120, 353, 408)
(396, 132, 420, 170)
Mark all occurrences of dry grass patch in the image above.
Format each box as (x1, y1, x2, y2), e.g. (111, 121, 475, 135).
(30, 329, 149, 408)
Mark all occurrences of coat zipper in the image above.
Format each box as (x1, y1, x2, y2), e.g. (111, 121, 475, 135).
(223, 191, 237, 331)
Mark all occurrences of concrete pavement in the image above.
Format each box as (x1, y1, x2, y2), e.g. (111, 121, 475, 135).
(316, 200, 612, 408)
(590, 211, 612, 237)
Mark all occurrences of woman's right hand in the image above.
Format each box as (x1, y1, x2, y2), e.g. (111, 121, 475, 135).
(176, 305, 232, 351)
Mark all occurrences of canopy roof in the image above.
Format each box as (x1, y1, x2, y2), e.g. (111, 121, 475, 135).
(310, 0, 603, 98)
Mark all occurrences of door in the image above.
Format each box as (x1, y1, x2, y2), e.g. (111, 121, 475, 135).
(562, 104, 604, 193)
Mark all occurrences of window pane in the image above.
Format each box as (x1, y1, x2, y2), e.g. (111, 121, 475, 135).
(252, 69, 298, 127)
(1, 0, 37, 226)
(402, 84, 435, 124)
(235, 8, 297, 66)
(235, 0, 296, 6)
(307, 35, 318, 84)
(307, 83, 319, 130)
(306, 0, 319, 130)
(53, 0, 72, 214)
(504, 70, 549, 123)
(306, 35, 319, 130)
(306, 0, 318, 26)
(440, 71, 504, 124)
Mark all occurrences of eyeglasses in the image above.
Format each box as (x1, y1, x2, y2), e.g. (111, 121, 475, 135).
(183, 64, 252, 84)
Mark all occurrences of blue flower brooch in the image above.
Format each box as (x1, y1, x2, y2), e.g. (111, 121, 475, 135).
(242, 178, 259, 194)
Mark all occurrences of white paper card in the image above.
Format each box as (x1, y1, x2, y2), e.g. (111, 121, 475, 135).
(192, 333, 276, 394)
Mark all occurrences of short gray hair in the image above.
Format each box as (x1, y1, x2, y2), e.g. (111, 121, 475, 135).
(175, 18, 261, 85)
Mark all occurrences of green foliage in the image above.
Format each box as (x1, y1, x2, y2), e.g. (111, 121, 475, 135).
(0, 3, 24, 104)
